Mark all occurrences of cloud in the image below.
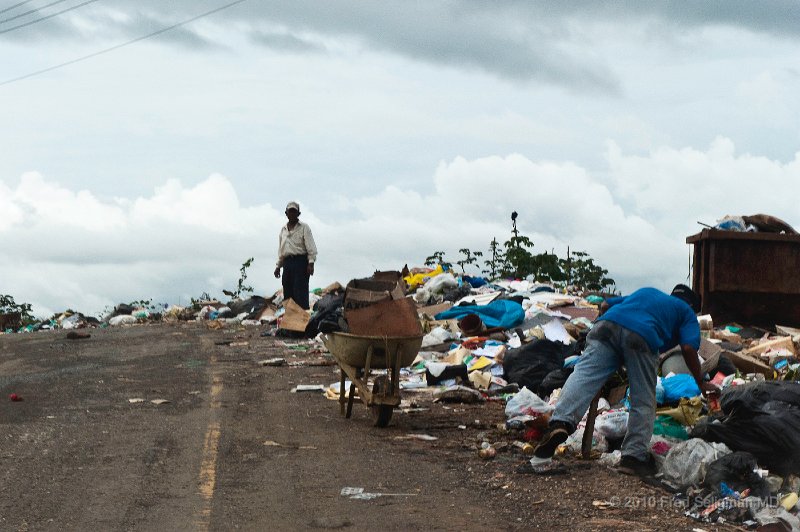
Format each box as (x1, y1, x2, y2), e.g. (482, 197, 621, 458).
(6, 1, 799, 95)
(0, 173, 281, 317)
(250, 29, 327, 53)
(3, 139, 800, 318)
(2, 1, 622, 92)
(606, 137, 800, 230)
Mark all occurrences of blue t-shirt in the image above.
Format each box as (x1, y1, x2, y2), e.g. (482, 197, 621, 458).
(598, 287, 700, 353)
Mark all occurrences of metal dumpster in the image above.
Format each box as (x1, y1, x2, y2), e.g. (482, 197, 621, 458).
(687, 229, 800, 327)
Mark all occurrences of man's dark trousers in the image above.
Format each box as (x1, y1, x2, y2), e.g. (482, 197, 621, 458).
(282, 255, 310, 309)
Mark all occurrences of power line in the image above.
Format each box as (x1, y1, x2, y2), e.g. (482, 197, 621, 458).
(0, 0, 100, 34)
(0, 0, 71, 24)
(0, 0, 36, 16)
(1, 0, 249, 87)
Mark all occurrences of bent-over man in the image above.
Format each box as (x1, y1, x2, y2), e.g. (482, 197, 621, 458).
(533, 284, 717, 477)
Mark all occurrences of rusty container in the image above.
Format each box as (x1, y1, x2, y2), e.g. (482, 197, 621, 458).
(686, 228, 800, 327)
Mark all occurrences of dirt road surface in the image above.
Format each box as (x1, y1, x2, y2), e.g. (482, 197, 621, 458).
(1, 324, 735, 531)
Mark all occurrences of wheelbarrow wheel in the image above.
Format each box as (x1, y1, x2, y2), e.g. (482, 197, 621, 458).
(371, 375, 393, 428)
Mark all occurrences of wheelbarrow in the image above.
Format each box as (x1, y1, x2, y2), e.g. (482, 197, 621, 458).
(322, 331, 424, 427)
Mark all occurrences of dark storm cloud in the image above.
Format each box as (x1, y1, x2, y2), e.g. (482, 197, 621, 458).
(3, 0, 797, 90)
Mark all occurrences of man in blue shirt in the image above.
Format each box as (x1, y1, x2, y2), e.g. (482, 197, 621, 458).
(532, 284, 717, 476)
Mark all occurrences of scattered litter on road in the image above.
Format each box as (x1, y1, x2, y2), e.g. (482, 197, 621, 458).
(263, 440, 318, 450)
(340, 487, 417, 500)
(9, 393, 22, 402)
(287, 358, 336, 367)
(66, 331, 91, 340)
(291, 384, 326, 393)
(433, 385, 485, 404)
(283, 343, 310, 351)
(478, 446, 496, 460)
(592, 500, 615, 510)
(394, 434, 438, 441)
(128, 398, 145, 403)
(150, 399, 170, 405)
(259, 358, 286, 366)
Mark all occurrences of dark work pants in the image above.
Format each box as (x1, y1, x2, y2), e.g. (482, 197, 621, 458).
(282, 255, 310, 309)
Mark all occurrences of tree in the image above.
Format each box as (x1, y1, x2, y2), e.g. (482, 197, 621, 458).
(0, 294, 35, 326)
(424, 251, 451, 270)
(482, 238, 504, 279)
(223, 258, 255, 299)
(424, 211, 616, 291)
(502, 234, 535, 279)
(456, 248, 483, 274)
(560, 250, 616, 292)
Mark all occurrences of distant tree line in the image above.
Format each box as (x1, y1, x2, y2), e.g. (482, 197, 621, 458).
(424, 212, 617, 293)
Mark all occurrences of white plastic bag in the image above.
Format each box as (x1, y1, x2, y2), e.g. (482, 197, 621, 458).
(424, 273, 458, 294)
(662, 438, 731, 488)
(504, 386, 554, 418)
(421, 326, 453, 348)
(594, 410, 629, 439)
(598, 450, 622, 467)
(109, 315, 137, 326)
(564, 427, 608, 454)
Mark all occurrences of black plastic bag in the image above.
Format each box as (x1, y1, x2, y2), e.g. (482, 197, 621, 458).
(719, 380, 800, 416)
(305, 293, 345, 337)
(703, 451, 770, 499)
(426, 364, 469, 385)
(539, 367, 574, 397)
(227, 296, 268, 319)
(503, 339, 576, 397)
(691, 381, 800, 475)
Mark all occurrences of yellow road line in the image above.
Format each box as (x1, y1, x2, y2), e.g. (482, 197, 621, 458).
(196, 351, 222, 530)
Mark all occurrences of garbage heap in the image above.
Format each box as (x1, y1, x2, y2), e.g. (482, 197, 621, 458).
(0, 293, 309, 334)
(295, 263, 800, 530)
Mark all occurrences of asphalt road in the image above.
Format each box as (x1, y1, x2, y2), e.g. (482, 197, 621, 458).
(0, 324, 501, 531)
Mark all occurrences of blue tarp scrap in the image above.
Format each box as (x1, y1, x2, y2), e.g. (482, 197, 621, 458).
(434, 299, 525, 330)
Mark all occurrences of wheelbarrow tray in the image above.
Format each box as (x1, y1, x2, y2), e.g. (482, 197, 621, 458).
(323, 331, 424, 427)
(322, 332, 424, 369)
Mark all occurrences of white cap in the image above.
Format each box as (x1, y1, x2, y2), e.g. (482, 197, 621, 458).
(285, 201, 300, 211)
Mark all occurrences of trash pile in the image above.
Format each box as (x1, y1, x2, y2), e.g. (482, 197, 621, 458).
(289, 260, 800, 529)
(1, 309, 102, 334)
(0, 291, 331, 334)
(491, 312, 800, 528)
(712, 213, 797, 234)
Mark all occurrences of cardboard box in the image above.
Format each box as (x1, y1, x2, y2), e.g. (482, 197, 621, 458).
(345, 297, 422, 337)
(279, 298, 310, 332)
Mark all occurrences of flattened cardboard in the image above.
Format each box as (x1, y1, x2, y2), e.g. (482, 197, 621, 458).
(280, 298, 310, 332)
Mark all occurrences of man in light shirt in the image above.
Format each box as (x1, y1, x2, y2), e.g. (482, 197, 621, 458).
(273, 201, 317, 309)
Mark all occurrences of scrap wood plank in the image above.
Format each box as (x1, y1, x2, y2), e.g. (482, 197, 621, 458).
(743, 336, 796, 356)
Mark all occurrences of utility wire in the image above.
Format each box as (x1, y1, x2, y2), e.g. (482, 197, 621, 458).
(0, 0, 100, 34)
(0, 0, 248, 87)
(0, 0, 71, 24)
(0, 0, 36, 16)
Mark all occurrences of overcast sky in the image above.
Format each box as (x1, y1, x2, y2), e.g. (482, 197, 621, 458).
(2, 0, 800, 318)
